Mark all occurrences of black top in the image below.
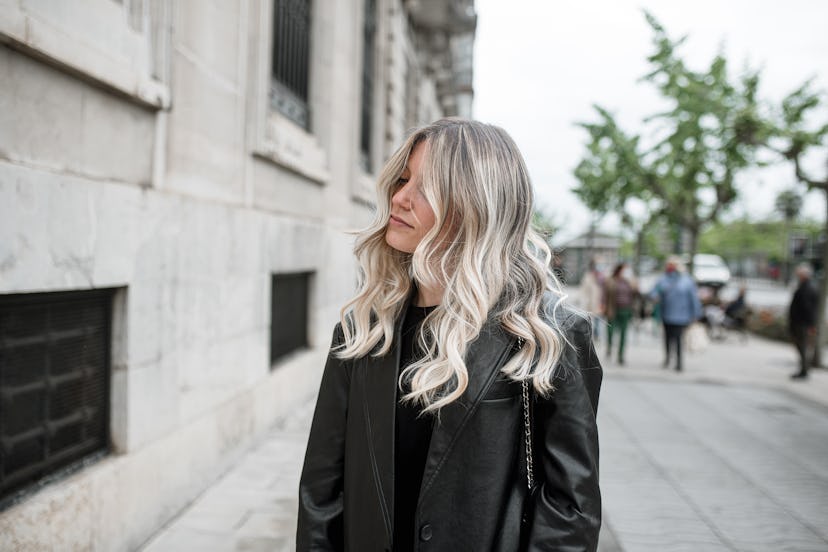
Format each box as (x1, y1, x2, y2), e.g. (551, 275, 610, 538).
(394, 304, 436, 552)
(789, 278, 818, 328)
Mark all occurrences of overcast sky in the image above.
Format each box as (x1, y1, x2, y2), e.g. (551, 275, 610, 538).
(473, 0, 828, 244)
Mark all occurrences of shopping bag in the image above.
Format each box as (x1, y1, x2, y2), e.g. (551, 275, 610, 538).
(684, 322, 709, 353)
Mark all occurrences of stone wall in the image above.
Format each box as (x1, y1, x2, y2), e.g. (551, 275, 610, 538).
(0, 0, 474, 549)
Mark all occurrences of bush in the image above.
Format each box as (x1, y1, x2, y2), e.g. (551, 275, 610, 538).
(747, 307, 788, 342)
(747, 306, 828, 344)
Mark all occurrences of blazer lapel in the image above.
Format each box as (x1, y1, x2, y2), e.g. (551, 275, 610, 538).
(361, 305, 407, 540)
(418, 319, 516, 501)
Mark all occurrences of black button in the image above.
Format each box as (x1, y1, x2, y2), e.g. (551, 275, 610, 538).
(420, 524, 433, 541)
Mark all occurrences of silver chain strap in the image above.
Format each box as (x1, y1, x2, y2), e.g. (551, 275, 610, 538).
(521, 373, 534, 491)
(517, 337, 534, 491)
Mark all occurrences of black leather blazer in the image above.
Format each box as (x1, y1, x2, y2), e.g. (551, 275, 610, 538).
(297, 298, 602, 551)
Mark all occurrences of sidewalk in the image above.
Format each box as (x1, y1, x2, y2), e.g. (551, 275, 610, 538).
(597, 320, 828, 409)
(140, 327, 828, 551)
(139, 400, 314, 552)
(597, 327, 828, 551)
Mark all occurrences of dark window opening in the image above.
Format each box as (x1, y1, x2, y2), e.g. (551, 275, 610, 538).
(359, 0, 377, 172)
(0, 289, 113, 508)
(271, 0, 312, 129)
(271, 273, 312, 366)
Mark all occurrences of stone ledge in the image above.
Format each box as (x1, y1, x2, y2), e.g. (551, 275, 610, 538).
(0, 6, 170, 110)
(253, 111, 330, 186)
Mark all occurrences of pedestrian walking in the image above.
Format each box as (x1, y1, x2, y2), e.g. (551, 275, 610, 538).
(603, 262, 636, 365)
(789, 263, 819, 380)
(579, 258, 604, 340)
(297, 119, 602, 551)
(650, 256, 702, 371)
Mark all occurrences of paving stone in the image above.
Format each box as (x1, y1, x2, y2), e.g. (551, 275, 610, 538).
(600, 375, 828, 551)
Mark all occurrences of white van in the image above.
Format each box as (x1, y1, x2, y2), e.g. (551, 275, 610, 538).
(692, 254, 731, 288)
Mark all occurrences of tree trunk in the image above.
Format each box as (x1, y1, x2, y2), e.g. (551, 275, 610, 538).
(687, 227, 699, 277)
(783, 219, 791, 284)
(634, 229, 645, 278)
(813, 188, 828, 367)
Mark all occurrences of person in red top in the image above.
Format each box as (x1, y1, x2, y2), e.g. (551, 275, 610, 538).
(603, 262, 636, 365)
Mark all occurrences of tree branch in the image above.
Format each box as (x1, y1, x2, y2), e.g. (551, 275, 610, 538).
(793, 154, 827, 191)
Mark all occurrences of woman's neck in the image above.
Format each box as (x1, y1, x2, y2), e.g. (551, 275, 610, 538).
(414, 283, 444, 307)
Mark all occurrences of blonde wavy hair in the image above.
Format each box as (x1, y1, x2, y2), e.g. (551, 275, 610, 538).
(338, 118, 569, 412)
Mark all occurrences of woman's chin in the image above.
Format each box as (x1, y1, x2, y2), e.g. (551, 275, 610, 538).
(385, 231, 415, 254)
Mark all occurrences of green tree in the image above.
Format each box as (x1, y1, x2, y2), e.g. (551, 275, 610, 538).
(573, 106, 661, 275)
(573, 12, 771, 275)
(620, 210, 660, 277)
(770, 80, 828, 365)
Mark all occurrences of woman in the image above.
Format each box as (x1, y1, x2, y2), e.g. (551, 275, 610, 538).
(297, 119, 602, 551)
(649, 256, 702, 372)
(602, 263, 636, 365)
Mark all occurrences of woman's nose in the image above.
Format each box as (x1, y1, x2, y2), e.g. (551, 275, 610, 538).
(391, 183, 412, 209)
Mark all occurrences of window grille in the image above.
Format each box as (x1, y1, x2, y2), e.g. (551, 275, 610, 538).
(271, 0, 312, 129)
(359, 0, 377, 172)
(271, 273, 311, 366)
(0, 289, 113, 506)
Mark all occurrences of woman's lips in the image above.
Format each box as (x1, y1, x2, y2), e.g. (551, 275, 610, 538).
(389, 215, 413, 228)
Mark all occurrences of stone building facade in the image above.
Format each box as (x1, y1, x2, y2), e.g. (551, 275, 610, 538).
(0, 0, 475, 549)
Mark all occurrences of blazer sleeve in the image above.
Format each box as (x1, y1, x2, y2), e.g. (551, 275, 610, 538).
(527, 312, 602, 552)
(296, 324, 351, 552)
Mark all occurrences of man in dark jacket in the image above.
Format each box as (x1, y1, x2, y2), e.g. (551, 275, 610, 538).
(789, 264, 819, 379)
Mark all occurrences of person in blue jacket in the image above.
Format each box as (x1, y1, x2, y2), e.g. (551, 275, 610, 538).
(650, 256, 702, 371)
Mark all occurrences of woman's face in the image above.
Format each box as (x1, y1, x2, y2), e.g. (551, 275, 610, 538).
(385, 142, 436, 254)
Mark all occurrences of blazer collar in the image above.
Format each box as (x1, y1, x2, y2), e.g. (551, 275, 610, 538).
(418, 316, 516, 503)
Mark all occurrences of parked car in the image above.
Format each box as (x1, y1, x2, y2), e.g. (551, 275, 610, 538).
(692, 254, 731, 288)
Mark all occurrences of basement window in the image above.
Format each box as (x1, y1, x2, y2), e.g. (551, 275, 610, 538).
(270, 273, 312, 366)
(0, 289, 114, 507)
